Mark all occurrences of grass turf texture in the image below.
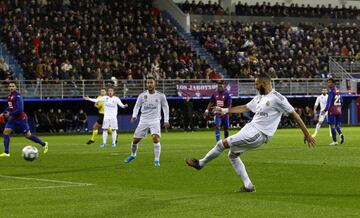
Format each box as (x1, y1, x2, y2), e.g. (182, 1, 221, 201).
(0, 127, 359, 218)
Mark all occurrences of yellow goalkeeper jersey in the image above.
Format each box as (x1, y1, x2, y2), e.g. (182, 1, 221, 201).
(96, 96, 105, 114)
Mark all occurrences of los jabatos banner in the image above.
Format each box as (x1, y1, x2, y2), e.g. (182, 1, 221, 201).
(176, 83, 238, 97)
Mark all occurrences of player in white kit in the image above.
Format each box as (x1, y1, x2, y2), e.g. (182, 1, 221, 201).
(124, 76, 170, 167)
(83, 87, 128, 147)
(186, 74, 316, 192)
(312, 88, 329, 138)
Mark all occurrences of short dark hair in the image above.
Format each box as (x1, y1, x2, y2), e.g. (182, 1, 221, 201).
(146, 75, 155, 80)
(256, 73, 271, 81)
(328, 78, 336, 83)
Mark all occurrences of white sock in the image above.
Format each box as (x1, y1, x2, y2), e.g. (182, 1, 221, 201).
(315, 123, 321, 134)
(102, 130, 108, 144)
(199, 140, 225, 167)
(228, 152, 253, 188)
(154, 142, 161, 161)
(131, 143, 138, 157)
(112, 130, 117, 144)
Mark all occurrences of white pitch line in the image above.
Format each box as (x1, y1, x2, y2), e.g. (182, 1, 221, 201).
(0, 184, 92, 191)
(0, 175, 94, 186)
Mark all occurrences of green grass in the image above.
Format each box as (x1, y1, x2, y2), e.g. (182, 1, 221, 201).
(0, 127, 360, 218)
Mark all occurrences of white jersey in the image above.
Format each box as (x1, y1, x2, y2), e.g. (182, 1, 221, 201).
(246, 89, 295, 136)
(89, 95, 126, 119)
(314, 94, 328, 111)
(132, 90, 169, 124)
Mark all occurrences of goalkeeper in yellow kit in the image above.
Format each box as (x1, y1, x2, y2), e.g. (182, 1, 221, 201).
(86, 88, 113, 144)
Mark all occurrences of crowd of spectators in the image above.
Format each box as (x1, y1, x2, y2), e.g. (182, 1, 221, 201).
(177, 0, 360, 19)
(177, 0, 226, 15)
(192, 20, 360, 78)
(0, 0, 218, 82)
(34, 108, 88, 133)
(235, 2, 360, 19)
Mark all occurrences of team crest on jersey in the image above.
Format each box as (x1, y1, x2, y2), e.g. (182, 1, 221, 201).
(266, 101, 270, 106)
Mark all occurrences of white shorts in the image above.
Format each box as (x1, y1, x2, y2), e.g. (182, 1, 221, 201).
(102, 118, 118, 130)
(318, 114, 327, 122)
(133, 122, 161, 139)
(227, 123, 270, 154)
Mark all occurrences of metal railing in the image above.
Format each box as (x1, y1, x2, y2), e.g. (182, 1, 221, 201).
(329, 56, 354, 79)
(0, 78, 349, 99)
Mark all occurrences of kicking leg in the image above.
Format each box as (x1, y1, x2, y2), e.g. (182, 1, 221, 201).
(186, 139, 228, 169)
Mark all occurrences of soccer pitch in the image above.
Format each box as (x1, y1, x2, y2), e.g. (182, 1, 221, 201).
(0, 127, 359, 217)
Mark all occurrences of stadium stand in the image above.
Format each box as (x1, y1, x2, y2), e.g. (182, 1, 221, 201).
(0, 0, 218, 80)
(191, 20, 360, 78)
(176, 0, 360, 19)
(177, 0, 227, 15)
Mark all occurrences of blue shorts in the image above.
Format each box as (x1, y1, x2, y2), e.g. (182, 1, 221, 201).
(327, 115, 341, 126)
(5, 117, 30, 134)
(214, 116, 229, 129)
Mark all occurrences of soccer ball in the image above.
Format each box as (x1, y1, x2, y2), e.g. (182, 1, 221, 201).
(22, 145, 39, 161)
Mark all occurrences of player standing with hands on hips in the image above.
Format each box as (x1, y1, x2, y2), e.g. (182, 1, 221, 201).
(83, 87, 128, 147)
(124, 76, 170, 167)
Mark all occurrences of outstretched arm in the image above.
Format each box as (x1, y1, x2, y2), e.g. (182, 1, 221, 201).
(215, 105, 250, 115)
(83, 96, 105, 103)
(289, 111, 316, 148)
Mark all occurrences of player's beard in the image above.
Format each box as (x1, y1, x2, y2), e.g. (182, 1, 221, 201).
(257, 86, 266, 95)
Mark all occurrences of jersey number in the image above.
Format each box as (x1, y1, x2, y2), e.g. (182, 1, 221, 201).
(334, 95, 341, 106)
(8, 102, 13, 109)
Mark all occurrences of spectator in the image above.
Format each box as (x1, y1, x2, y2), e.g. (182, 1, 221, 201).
(76, 109, 88, 132)
(64, 109, 74, 132)
(34, 108, 49, 132)
(56, 109, 66, 132)
(169, 107, 180, 129)
(47, 108, 58, 133)
(182, 97, 194, 131)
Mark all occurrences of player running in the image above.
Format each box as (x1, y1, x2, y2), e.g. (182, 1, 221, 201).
(0, 82, 48, 157)
(321, 78, 344, 145)
(204, 81, 232, 142)
(83, 87, 128, 147)
(312, 88, 330, 138)
(86, 88, 113, 144)
(124, 76, 170, 167)
(186, 74, 315, 192)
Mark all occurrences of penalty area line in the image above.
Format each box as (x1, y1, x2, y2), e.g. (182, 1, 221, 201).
(0, 174, 94, 191)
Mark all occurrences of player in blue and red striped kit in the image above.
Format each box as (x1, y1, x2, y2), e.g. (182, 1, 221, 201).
(204, 81, 232, 142)
(0, 82, 48, 157)
(321, 78, 344, 145)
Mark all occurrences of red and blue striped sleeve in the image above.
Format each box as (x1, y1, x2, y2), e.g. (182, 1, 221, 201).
(10, 94, 24, 116)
